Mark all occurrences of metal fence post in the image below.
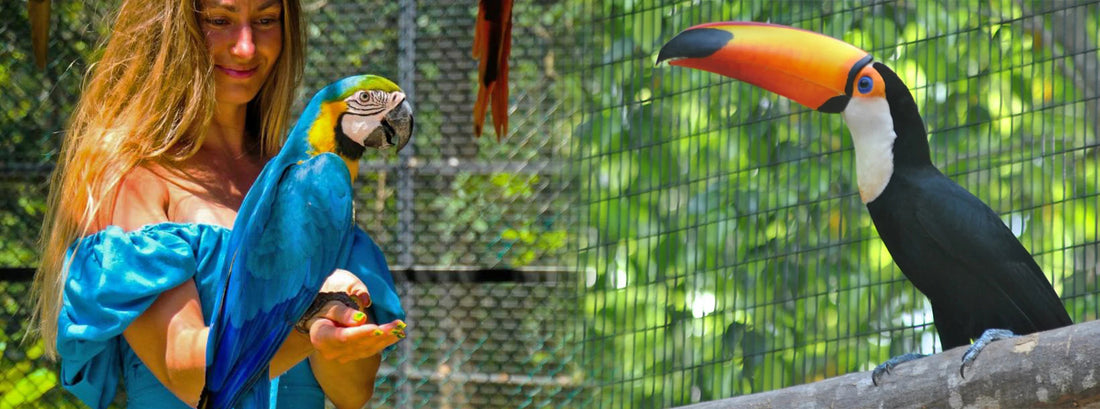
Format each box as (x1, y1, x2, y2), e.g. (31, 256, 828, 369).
(397, 0, 417, 407)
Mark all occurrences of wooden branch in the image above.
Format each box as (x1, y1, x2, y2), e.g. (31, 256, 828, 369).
(679, 320, 1100, 409)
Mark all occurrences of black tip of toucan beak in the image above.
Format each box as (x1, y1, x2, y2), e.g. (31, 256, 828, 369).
(656, 28, 733, 66)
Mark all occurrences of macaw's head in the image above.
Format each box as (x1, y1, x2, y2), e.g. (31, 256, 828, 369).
(305, 74, 414, 162)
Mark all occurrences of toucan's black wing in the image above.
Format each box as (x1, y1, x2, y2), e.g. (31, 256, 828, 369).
(907, 175, 1072, 344)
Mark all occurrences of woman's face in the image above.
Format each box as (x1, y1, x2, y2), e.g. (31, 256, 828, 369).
(200, 0, 284, 107)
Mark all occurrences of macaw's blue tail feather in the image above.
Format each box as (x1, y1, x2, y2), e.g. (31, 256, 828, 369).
(206, 295, 310, 408)
(235, 379, 271, 409)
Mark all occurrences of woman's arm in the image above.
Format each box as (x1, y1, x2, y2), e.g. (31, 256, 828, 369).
(297, 269, 406, 409)
(309, 322, 382, 409)
(112, 167, 214, 404)
(121, 278, 379, 406)
(110, 167, 322, 405)
(111, 169, 403, 406)
(307, 315, 405, 409)
(123, 280, 209, 406)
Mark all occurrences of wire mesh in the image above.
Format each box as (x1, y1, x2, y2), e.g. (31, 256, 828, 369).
(575, 0, 1100, 407)
(0, 0, 577, 407)
(374, 271, 582, 409)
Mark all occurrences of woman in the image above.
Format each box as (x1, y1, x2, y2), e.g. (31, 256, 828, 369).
(31, 0, 406, 408)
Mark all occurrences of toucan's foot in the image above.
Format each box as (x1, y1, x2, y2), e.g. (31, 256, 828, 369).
(960, 328, 1016, 378)
(872, 353, 927, 386)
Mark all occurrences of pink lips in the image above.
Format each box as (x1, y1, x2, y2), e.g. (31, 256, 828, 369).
(217, 65, 257, 79)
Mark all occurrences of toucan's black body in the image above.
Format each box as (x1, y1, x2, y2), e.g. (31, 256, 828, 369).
(865, 64, 1072, 348)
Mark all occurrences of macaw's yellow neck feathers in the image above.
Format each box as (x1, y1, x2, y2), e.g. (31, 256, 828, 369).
(307, 100, 347, 156)
(306, 100, 360, 181)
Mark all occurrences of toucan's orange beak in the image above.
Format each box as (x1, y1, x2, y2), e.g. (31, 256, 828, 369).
(656, 22, 873, 113)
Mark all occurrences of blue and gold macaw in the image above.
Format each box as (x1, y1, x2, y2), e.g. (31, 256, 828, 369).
(199, 75, 413, 409)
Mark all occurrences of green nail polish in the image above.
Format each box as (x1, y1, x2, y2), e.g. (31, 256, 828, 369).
(373, 329, 384, 336)
(396, 321, 407, 330)
(353, 312, 366, 322)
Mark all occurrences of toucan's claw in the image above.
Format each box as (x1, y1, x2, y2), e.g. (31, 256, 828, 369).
(959, 328, 1016, 379)
(871, 353, 926, 386)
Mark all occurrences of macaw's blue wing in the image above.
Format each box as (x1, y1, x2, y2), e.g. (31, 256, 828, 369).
(201, 152, 356, 409)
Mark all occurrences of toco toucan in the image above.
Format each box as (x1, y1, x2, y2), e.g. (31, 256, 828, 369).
(656, 22, 1072, 384)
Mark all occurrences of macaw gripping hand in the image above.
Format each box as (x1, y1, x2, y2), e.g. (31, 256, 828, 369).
(294, 292, 364, 334)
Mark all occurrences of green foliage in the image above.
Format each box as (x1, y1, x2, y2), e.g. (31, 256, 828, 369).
(1, 2, 117, 402)
(576, 0, 1100, 407)
(0, 1, 113, 268)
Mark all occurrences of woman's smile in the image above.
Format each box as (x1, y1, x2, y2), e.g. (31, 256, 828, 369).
(216, 65, 259, 79)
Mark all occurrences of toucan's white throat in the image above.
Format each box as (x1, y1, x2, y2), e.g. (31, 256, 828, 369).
(842, 97, 896, 203)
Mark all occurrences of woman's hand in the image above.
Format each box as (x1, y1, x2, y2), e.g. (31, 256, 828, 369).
(308, 318, 406, 363)
(302, 269, 407, 362)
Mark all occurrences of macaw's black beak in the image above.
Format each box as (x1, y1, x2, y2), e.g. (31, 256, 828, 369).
(363, 99, 414, 152)
(656, 22, 874, 113)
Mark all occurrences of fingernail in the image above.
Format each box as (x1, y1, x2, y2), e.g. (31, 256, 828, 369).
(396, 321, 407, 330)
(353, 312, 366, 322)
(373, 329, 384, 336)
(391, 329, 405, 338)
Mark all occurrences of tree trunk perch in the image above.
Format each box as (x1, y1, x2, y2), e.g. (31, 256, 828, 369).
(679, 320, 1100, 409)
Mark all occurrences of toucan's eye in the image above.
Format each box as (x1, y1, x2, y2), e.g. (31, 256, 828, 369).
(857, 76, 873, 94)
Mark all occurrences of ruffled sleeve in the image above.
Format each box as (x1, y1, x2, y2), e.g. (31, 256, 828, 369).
(346, 227, 405, 326)
(57, 225, 199, 409)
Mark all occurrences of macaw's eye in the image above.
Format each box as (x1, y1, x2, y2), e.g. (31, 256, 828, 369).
(857, 76, 873, 94)
(357, 91, 371, 102)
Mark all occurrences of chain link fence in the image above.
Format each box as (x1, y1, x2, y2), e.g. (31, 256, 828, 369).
(1, 0, 579, 407)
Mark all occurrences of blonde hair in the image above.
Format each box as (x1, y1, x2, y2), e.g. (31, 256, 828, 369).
(32, 0, 304, 358)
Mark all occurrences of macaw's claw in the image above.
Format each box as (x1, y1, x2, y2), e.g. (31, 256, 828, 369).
(871, 353, 926, 386)
(960, 328, 1016, 378)
(294, 292, 363, 333)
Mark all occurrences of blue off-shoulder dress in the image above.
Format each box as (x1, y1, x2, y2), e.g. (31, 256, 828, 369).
(57, 223, 405, 409)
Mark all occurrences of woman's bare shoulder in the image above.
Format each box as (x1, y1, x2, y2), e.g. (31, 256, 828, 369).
(96, 164, 171, 231)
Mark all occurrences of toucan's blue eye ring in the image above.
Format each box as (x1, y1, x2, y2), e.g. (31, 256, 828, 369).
(857, 76, 873, 94)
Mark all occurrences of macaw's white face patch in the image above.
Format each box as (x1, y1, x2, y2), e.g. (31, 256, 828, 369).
(842, 96, 896, 203)
(341, 90, 406, 148)
(339, 112, 381, 146)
